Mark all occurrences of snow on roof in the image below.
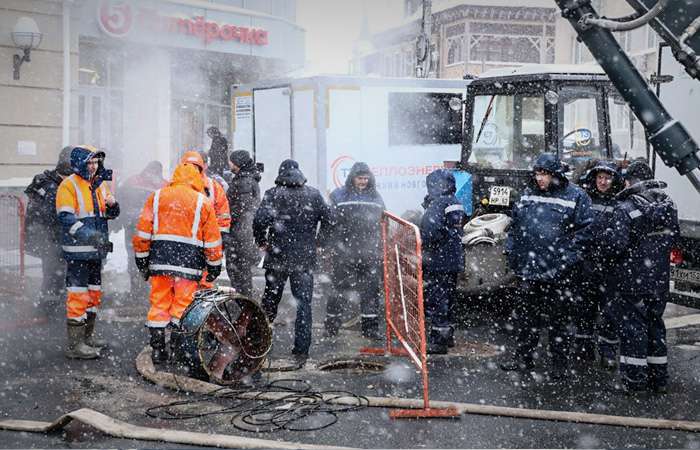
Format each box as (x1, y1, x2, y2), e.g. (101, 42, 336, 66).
(478, 64, 606, 78)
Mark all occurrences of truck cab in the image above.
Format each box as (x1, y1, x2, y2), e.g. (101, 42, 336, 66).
(458, 65, 621, 216)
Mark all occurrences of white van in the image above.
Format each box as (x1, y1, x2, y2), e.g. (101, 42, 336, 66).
(231, 75, 467, 214)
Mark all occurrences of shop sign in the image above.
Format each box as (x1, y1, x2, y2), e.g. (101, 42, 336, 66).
(97, 0, 269, 45)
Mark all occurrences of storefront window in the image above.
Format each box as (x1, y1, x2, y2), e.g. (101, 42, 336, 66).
(77, 43, 125, 160)
(79, 44, 124, 87)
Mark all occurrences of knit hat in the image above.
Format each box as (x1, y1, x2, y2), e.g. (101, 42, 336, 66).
(230, 149, 253, 168)
(622, 160, 653, 182)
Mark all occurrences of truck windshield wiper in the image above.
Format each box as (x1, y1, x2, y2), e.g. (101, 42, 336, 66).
(475, 95, 496, 143)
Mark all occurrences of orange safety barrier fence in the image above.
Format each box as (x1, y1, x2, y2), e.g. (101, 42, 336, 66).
(363, 211, 459, 419)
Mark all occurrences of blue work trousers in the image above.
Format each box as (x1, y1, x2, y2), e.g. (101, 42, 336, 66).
(261, 268, 314, 355)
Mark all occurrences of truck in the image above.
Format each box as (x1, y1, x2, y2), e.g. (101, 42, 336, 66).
(550, 0, 700, 309)
(653, 45, 700, 309)
(230, 75, 467, 214)
(454, 64, 646, 294)
(455, 0, 700, 306)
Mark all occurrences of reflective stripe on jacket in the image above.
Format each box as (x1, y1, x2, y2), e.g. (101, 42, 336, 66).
(56, 174, 113, 260)
(505, 179, 593, 282)
(132, 164, 223, 281)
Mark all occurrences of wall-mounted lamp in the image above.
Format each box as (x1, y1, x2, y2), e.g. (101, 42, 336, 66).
(12, 17, 43, 80)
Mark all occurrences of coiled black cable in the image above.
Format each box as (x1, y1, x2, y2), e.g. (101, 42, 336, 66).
(145, 378, 369, 433)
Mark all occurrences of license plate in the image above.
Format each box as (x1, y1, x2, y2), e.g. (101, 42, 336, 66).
(489, 186, 511, 206)
(671, 267, 700, 286)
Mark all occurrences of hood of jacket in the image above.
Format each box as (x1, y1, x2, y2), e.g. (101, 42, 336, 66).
(43, 169, 65, 184)
(170, 163, 205, 193)
(240, 163, 262, 182)
(344, 162, 377, 191)
(581, 160, 624, 199)
(426, 169, 456, 198)
(70, 145, 105, 181)
(531, 152, 568, 191)
(617, 179, 668, 201)
(275, 159, 306, 187)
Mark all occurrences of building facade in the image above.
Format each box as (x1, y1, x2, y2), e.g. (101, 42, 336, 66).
(351, 0, 577, 79)
(1, 0, 304, 184)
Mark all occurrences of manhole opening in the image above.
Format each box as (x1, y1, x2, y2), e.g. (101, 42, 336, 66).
(317, 359, 386, 373)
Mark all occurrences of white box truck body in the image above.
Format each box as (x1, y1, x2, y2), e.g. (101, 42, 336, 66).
(231, 75, 467, 214)
(656, 47, 700, 309)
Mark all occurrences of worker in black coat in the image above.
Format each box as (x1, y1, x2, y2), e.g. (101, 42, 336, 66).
(253, 159, 331, 365)
(24, 147, 73, 302)
(224, 150, 261, 297)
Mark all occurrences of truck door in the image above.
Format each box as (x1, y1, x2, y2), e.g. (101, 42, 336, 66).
(253, 86, 293, 190)
(557, 85, 611, 167)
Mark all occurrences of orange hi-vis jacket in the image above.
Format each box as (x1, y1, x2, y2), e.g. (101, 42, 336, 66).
(205, 176, 231, 234)
(132, 164, 223, 281)
(56, 173, 114, 260)
(180, 151, 230, 234)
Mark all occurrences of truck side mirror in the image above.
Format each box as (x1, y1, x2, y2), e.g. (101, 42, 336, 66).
(255, 162, 264, 173)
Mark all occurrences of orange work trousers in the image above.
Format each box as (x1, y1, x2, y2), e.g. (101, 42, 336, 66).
(147, 275, 198, 328)
(66, 259, 102, 322)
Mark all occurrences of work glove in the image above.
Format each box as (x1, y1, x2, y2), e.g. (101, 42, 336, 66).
(135, 256, 150, 281)
(89, 233, 114, 254)
(205, 263, 221, 283)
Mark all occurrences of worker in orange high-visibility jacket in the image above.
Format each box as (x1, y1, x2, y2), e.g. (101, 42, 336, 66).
(132, 163, 223, 363)
(180, 151, 230, 288)
(56, 145, 120, 360)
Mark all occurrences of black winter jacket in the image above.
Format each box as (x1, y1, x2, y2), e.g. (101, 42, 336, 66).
(253, 160, 331, 271)
(226, 162, 261, 264)
(601, 180, 680, 295)
(24, 170, 64, 257)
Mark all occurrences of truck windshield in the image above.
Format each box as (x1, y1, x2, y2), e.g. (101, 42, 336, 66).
(469, 94, 545, 170)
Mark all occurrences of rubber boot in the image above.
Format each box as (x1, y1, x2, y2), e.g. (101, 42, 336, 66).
(169, 324, 182, 360)
(361, 317, 382, 341)
(427, 327, 448, 355)
(323, 314, 341, 338)
(446, 325, 456, 348)
(65, 322, 100, 359)
(149, 327, 168, 364)
(85, 312, 107, 348)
